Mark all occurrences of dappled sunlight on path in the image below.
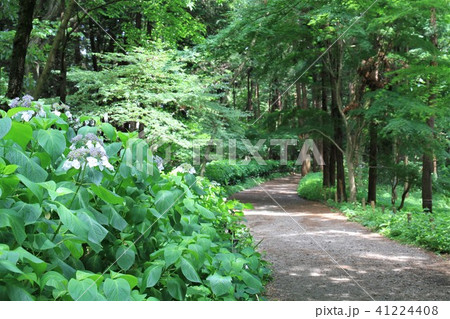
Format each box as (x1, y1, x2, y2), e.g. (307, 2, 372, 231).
(231, 175, 450, 301)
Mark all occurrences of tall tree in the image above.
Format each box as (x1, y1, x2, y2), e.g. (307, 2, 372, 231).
(5, 0, 36, 102)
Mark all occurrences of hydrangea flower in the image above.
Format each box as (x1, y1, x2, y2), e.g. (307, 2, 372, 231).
(63, 134, 114, 171)
(52, 102, 72, 119)
(9, 95, 46, 122)
(171, 163, 196, 175)
(153, 155, 165, 172)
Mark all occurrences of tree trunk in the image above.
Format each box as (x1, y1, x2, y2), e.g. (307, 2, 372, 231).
(34, 0, 75, 99)
(330, 76, 346, 202)
(321, 69, 330, 187)
(301, 83, 308, 109)
(254, 82, 260, 118)
(59, 35, 68, 103)
(246, 68, 253, 113)
(89, 20, 99, 71)
(368, 122, 378, 203)
(422, 7, 437, 213)
(5, 0, 36, 101)
(296, 82, 302, 108)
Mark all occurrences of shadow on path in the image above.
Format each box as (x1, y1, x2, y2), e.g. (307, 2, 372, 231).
(231, 174, 450, 301)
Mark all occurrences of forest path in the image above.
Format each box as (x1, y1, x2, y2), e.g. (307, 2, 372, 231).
(231, 175, 450, 301)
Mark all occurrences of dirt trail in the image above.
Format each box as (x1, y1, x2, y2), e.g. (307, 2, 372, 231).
(231, 175, 450, 301)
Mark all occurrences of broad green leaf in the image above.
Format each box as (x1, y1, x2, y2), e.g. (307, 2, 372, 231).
(3, 121, 32, 150)
(103, 278, 131, 301)
(164, 246, 182, 266)
(180, 257, 201, 283)
(77, 210, 108, 247)
(241, 270, 262, 292)
(6, 149, 48, 183)
(110, 271, 138, 289)
(207, 273, 232, 297)
(183, 198, 196, 212)
(90, 184, 124, 205)
(16, 174, 43, 203)
(0, 209, 26, 244)
(102, 204, 127, 231)
(115, 246, 135, 271)
(101, 123, 117, 141)
(155, 189, 182, 214)
(197, 205, 216, 220)
(7, 284, 34, 301)
(76, 270, 104, 287)
(143, 264, 163, 288)
(3, 164, 18, 175)
(41, 271, 68, 295)
(0, 117, 12, 139)
(167, 277, 186, 301)
(12, 201, 42, 225)
(68, 278, 106, 301)
(56, 204, 89, 240)
(37, 129, 66, 160)
(0, 260, 23, 274)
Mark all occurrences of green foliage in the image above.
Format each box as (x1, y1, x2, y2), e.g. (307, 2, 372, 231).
(205, 159, 296, 186)
(298, 173, 450, 253)
(297, 172, 336, 201)
(0, 99, 270, 301)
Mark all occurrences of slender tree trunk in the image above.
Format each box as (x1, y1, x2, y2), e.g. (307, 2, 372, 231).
(321, 69, 330, 187)
(34, 0, 75, 99)
(59, 35, 68, 103)
(5, 0, 36, 102)
(368, 122, 378, 203)
(136, 13, 142, 29)
(296, 82, 302, 108)
(422, 7, 438, 213)
(254, 82, 260, 118)
(301, 83, 308, 109)
(89, 20, 99, 71)
(246, 68, 253, 113)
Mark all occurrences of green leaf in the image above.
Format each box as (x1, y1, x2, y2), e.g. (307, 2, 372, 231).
(2, 164, 18, 175)
(101, 123, 117, 141)
(0, 209, 26, 245)
(155, 189, 182, 213)
(143, 264, 163, 288)
(0, 117, 12, 139)
(164, 246, 182, 266)
(103, 278, 131, 301)
(37, 129, 66, 161)
(7, 285, 34, 301)
(167, 277, 187, 301)
(6, 149, 48, 183)
(197, 205, 216, 220)
(110, 271, 138, 289)
(115, 246, 135, 271)
(3, 121, 32, 150)
(56, 204, 89, 240)
(68, 278, 106, 301)
(77, 210, 108, 247)
(76, 271, 104, 287)
(16, 174, 43, 203)
(207, 273, 232, 297)
(241, 270, 262, 292)
(180, 257, 201, 283)
(90, 184, 124, 205)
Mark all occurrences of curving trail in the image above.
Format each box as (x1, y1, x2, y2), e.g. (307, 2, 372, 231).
(231, 175, 450, 301)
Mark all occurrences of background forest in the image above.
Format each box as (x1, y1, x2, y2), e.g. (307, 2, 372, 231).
(0, 0, 449, 301)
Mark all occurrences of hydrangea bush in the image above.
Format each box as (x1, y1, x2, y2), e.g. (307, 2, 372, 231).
(0, 98, 270, 301)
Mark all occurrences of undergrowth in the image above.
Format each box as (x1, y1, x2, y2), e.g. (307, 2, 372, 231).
(298, 172, 450, 253)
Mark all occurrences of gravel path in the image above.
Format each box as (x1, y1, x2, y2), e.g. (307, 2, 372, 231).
(231, 175, 450, 301)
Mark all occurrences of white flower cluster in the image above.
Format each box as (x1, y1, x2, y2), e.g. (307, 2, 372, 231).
(171, 163, 196, 175)
(153, 155, 165, 172)
(52, 103, 73, 119)
(62, 133, 114, 171)
(9, 95, 45, 122)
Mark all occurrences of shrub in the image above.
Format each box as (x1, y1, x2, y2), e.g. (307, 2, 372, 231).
(297, 172, 335, 201)
(0, 99, 270, 300)
(205, 159, 295, 186)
